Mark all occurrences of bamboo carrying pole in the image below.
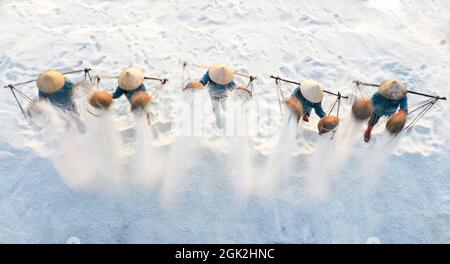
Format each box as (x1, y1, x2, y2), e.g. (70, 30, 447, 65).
(3, 68, 92, 89)
(270, 75, 349, 99)
(353, 80, 447, 101)
(96, 75, 168, 84)
(184, 62, 257, 81)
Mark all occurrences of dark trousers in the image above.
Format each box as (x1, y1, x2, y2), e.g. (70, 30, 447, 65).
(368, 112, 382, 126)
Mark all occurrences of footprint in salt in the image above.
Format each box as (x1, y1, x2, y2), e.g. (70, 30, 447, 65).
(89, 35, 101, 51)
(411, 124, 431, 135)
(279, 66, 291, 76)
(90, 56, 106, 66)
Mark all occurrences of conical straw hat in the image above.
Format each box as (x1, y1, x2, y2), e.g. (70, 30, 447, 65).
(300, 79, 324, 103)
(208, 64, 234, 85)
(118, 67, 144, 91)
(379, 80, 407, 100)
(36, 70, 65, 94)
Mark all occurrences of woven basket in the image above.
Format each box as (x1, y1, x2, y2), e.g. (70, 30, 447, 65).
(386, 111, 407, 134)
(285, 98, 303, 121)
(89, 91, 113, 110)
(352, 99, 373, 120)
(130, 92, 152, 111)
(318, 115, 340, 135)
(184, 81, 205, 90)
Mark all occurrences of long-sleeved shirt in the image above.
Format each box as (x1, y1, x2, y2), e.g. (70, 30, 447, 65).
(112, 83, 146, 102)
(371, 91, 408, 116)
(199, 71, 236, 99)
(38, 80, 76, 111)
(290, 87, 326, 118)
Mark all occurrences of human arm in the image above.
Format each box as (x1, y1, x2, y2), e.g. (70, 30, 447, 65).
(399, 96, 408, 113)
(111, 87, 124, 99)
(38, 89, 49, 101)
(199, 71, 210, 86)
(371, 92, 383, 105)
(227, 80, 236, 91)
(313, 103, 326, 118)
(64, 80, 75, 96)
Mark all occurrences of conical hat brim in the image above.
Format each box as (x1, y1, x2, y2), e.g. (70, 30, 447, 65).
(379, 80, 407, 100)
(300, 79, 324, 103)
(208, 64, 234, 85)
(118, 67, 144, 91)
(36, 70, 65, 94)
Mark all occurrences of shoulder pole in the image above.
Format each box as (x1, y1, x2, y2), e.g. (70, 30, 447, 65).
(185, 62, 256, 81)
(144, 76, 169, 84)
(353, 80, 446, 101)
(97, 75, 168, 84)
(3, 68, 93, 89)
(407, 90, 446, 100)
(270, 75, 349, 99)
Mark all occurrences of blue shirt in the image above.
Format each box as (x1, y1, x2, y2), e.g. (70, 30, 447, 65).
(290, 87, 326, 118)
(112, 83, 146, 102)
(38, 81, 75, 110)
(371, 92, 408, 116)
(199, 71, 236, 99)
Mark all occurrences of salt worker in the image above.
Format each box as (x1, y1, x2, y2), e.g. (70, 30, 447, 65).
(38, 70, 78, 111)
(364, 80, 408, 142)
(111, 67, 147, 104)
(290, 79, 326, 122)
(198, 64, 236, 128)
(37, 70, 85, 132)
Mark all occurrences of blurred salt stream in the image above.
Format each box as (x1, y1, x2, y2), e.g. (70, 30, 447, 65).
(160, 135, 202, 209)
(32, 95, 409, 207)
(159, 92, 204, 208)
(228, 97, 255, 199)
(132, 112, 164, 188)
(256, 107, 299, 196)
(304, 112, 362, 200)
(28, 85, 411, 203)
(86, 111, 124, 191)
(229, 135, 254, 199)
(359, 132, 402, 189)
(34, 102, 124, 192)
(1, 0, 447, 243)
